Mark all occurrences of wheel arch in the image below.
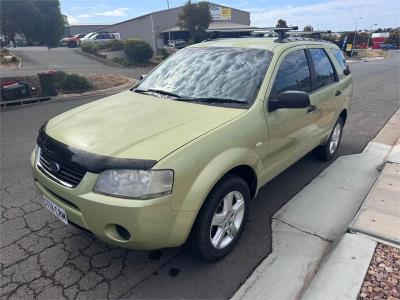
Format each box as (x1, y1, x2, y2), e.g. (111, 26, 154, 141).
(339, 109, 348, 125)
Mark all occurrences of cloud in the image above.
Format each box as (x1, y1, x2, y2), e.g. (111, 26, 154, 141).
(95, 7, 129, 17)
(66, 15, 80, 25)
(76, 14, 92, 18)
(250, 0, 400, 31)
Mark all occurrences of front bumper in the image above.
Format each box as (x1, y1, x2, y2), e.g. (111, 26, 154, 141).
(31, 153, 196, 250)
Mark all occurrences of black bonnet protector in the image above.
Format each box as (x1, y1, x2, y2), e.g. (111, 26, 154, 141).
(37, 123, 158, 173)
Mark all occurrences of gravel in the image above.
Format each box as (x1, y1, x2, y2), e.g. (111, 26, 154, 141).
(359, 243, 400, 300)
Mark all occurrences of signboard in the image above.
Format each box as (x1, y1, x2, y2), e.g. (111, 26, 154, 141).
(346, 43, 353, 52)
(210, 6, 232, 21)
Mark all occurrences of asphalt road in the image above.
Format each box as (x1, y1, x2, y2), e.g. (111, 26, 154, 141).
(1, 51, 399, 299)
(1, 46, 152, 79)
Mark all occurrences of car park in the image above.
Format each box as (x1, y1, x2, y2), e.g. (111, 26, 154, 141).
(60, 34, 86, 48)
(79, 32, 121, 45)
(31, 30, 352, 261)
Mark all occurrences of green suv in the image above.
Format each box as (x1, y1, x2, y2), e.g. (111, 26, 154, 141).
(31, 37, 352, 261)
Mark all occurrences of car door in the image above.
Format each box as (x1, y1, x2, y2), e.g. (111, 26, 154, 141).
(265, 47, 317, 180)
(306, 47, 341, 140)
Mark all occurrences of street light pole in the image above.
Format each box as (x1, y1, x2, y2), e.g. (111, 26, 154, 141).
(351, 17, 362, 57)
(367, 23, 378, 49)
(167, 0, 171, 45)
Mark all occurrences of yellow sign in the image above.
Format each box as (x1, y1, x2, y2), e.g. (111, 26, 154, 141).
(210, 6, 231, 21)
(346, 43, 353, 51)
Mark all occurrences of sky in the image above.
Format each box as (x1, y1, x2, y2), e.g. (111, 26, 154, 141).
(61, 0, 399, 32)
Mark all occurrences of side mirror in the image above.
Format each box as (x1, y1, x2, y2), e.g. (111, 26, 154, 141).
(269, 91, 310, 111)
(343, 66, 351, 76)
(140, 74, 147, 80)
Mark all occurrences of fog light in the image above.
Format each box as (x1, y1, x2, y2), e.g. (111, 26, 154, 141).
(116, 225, 131, 241)
(105, 224, 131, 242)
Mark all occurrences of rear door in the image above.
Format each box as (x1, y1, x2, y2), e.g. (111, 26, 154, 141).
(306, 47, 341, 141)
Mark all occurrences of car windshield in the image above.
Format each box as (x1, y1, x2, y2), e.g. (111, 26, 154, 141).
(136, 47, 273, 105)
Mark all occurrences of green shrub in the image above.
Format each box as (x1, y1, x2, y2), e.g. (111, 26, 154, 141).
(159, 48, 170, 59)
(123, 39, 153, 64)
(53, 71, 67, 89)
(60, 74, 93, 92)
(106, 39, 124, 51)
(81, 43, 105, 54)
(112, 57, 134, 66)
(81, 43, 94, 54)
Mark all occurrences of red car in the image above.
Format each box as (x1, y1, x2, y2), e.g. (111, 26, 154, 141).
(60, 34, 86, 48)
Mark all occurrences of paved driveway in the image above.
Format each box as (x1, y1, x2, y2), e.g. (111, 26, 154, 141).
(1, 52, 399, 299)
(1, 47, 151, 79)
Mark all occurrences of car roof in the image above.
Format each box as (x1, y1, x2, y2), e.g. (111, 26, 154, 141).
(190, 37, 339, 52)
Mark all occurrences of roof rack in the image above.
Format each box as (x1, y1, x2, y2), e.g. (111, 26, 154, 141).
(251, 28, 334, 43)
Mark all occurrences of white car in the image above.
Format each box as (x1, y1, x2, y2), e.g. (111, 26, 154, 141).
(79, 32, 121, 45)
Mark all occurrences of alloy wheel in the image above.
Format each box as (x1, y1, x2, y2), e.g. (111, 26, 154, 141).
(209, 191, 245, 249)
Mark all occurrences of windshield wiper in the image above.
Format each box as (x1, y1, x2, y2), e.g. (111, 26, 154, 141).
(192, 97, 245, 104)
(134, 88, 182, 98)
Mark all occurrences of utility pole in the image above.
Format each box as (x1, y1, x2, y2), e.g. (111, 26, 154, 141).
(167, 0, 171, 45)
(367, 23, 378, 49)
(351, 17, 362, 57)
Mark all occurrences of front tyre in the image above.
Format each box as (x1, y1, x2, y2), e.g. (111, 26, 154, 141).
(188, 175, 250, 261)
(314, 116, 344, 161)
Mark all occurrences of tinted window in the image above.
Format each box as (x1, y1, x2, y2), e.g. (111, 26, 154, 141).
(270, 50, 311, 99)
(332, 49, 349, 75)
(309, 48, 336, 88)
(138, 47, 273, 104)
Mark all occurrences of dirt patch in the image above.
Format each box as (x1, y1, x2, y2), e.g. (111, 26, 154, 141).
(0, 62, 18, 70)
(359, 243, 400, 300)
(357, 49, 389, 58)
(84, 74, 130, 91)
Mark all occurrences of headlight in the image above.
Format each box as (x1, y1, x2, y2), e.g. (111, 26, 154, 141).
(94, 169, 173, 199)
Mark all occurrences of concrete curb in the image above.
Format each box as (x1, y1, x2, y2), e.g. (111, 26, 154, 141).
(302, 233, 377, 300)
(0, 78, 137, 110)
(76, 49, 125, 68)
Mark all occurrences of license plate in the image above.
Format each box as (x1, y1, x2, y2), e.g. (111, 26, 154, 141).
(42, 196, 68, 225)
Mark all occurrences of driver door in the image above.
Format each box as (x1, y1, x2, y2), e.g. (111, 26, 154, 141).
(264, 47, 318, 181)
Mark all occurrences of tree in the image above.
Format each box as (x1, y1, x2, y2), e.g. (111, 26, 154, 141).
(386, 28, 400, 46)
(303, 25, 314, 32)
(276, 19, 288, 28)
(0, 0, 64, 47)
(178, 1, 212, 43)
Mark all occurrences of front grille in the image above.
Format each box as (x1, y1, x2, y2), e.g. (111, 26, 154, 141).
(38, 147, 87, 188)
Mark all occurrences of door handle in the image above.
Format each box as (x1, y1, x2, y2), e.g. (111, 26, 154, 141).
(335, 90, 342, 96)
(307, 104, 317, 113)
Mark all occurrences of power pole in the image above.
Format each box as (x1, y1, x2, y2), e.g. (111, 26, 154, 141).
(167, 0, 171, 45)
(351, 17, 362, 57)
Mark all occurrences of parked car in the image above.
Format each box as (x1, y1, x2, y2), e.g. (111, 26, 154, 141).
(60, 34, 86, 48)
(31, 37, 352, 261)
(165, 39, 187, 49)
(380, 44, 398, 50)
(79, 32, 121, 45)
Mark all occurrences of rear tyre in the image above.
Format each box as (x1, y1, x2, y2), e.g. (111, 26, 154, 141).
(187, 174, 249, 261)
(67, 41, 77, 48)
(314, 116, 344, 161)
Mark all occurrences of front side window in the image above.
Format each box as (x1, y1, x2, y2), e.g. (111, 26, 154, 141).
(309, 48, 336, 89)
(331, 49, 349, 75)
(269, 50, 312, 99)
(136, 47, 273, 105)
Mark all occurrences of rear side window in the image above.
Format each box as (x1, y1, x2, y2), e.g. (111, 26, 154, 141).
(331, 49, 349, 75)
(309, 48, 336, 89)
(269, 50, 312, 99)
